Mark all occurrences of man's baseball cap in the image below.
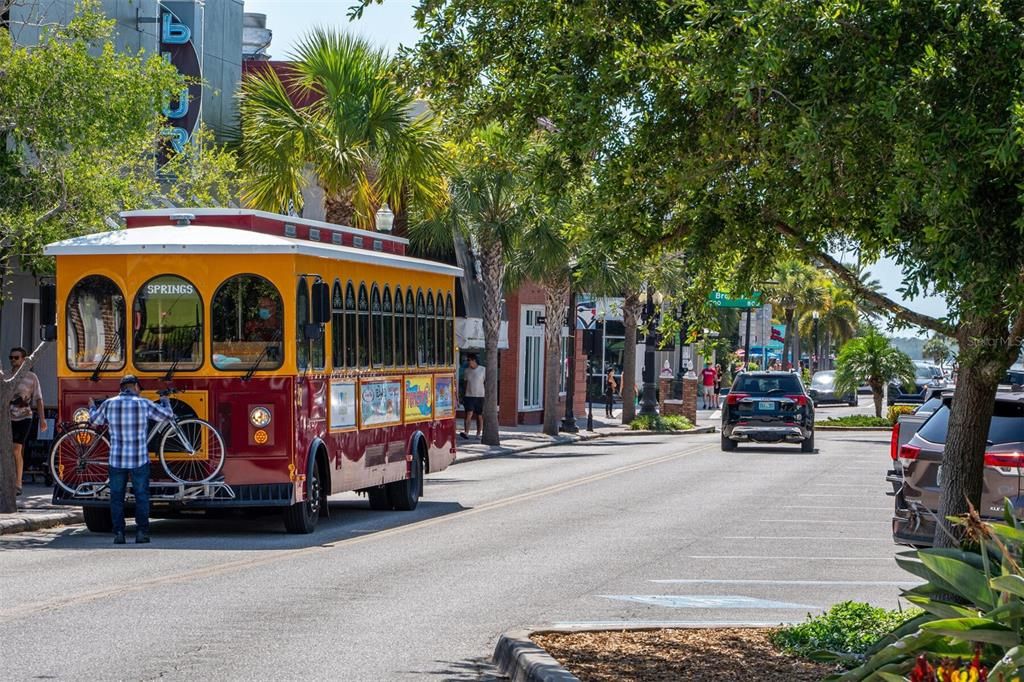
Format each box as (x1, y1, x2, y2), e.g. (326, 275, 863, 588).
(120, 374, 140, 387)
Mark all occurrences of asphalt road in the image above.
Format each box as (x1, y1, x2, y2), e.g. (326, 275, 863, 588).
(0, 429, 906, 680)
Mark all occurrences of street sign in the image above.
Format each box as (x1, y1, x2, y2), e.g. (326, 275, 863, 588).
(708, 291, 762, 308)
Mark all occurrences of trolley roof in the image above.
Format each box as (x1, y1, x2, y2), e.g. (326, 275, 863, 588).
(43, 224, 463, 277)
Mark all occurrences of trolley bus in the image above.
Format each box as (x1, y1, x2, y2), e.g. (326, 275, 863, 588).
(44, 208, 462, 533)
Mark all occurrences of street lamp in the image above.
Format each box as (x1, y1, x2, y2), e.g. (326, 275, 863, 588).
(375, 202, 395, 233)
(638, 288, 662, 417)
(561, 291, 580, 433)
(812, 310, 820, 372)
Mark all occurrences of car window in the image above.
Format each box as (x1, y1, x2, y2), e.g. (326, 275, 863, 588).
(732, 374, 803, 394)
(811, 373, 834, 386)
(917, 401, 1024, 445)
(915, 366, 934, 380)
(915, 397, 943, 415)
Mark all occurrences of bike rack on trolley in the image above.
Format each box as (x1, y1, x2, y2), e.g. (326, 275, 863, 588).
(64, 479, 236, 502)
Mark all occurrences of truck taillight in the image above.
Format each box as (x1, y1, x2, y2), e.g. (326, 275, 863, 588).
(890, 422, 901, 461)
(898, 444, 921, 467)
(727, 393, 749, 405)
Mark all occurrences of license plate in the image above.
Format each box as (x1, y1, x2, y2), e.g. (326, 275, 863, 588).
(758, 401, 775, 411)
(935, 465, 942, 487)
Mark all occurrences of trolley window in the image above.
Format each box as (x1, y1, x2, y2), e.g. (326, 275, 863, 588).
(210, 275, 283, 371)
(371, 285, 383, 367)
(296, 279, 311, 371)
(382, 287, 394, 367)
(331, 280, 344, 369)
(132, 275, 203, 371)
(425, 291, 436, 366)
(416, 289, 427, 366)
(405, 289, 415, 368)
(66, 275, 125, 371)
(357, 284, 370, 368)
(445, 293, 454, 366)
(344, 282, 357, 368)
(394, 287, 405, 367)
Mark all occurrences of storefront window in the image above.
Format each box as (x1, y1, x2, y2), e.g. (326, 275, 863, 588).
(66, 275, 125, 371)
(210, 275, 283, 371)
(132, 275, 202, 371)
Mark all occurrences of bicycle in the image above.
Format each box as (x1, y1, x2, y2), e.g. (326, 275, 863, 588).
(49, 388, 226, 495)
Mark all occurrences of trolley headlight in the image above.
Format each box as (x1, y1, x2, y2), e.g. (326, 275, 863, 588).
(72, 407, 90, 424)
(249, 406, 272, 428)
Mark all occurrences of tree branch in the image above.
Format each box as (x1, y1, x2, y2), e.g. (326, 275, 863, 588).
(773, 220, 955, 336)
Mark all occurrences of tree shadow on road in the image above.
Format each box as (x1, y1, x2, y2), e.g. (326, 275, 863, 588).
(400, 656, 506, 681)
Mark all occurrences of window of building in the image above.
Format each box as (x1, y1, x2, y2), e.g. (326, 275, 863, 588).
(406, 289, 416, 368)
(296, 279, 310, 371)
(357, 283, 370, 368)
(66, 275, 126, 372)
(331, 280, 344, 368)
(425, 290, 436, 365)
(210, 275, 283, 371)
(344, 282, 357, 368)
(394, 287, 405, 366)
(416, 289, 427, 366)
(371, 285, 383, 367)
(132, 275, 203, 371)
(382, 287, 394, 367)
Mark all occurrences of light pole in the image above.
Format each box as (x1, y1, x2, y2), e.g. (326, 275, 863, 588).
(812, 310, 820, 372)
(561, 291, 579, 433)
(638, 288, 662, 417)
(742, 307, 752, 371)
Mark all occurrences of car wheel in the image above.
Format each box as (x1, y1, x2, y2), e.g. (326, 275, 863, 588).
(721, 435, 737, 451)
(801, 431, 815, 453)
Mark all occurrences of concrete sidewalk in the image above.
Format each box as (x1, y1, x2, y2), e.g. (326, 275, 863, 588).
(0, 483, 81, 535)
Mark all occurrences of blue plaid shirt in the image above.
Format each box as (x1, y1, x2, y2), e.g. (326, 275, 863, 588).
(89, 390, 176, 469)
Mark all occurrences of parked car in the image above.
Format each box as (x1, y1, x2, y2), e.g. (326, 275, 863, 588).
(808, 370, 858, 407)
(721, 371, 816, 452)
(891, 392, 1024, 547)
(887, 362, 950, 405)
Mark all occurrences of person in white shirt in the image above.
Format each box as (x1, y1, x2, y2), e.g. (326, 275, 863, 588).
(461, 354, 485, 439)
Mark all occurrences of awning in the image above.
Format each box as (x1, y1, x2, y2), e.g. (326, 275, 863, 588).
(456, 317, 509, 350)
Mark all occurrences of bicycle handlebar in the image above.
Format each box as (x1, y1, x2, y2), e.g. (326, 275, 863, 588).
(157, 388, 183, 397)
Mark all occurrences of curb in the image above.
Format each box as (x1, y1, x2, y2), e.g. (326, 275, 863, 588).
(494, 623, 784, 682)
(455, 425, 717, 465)
(0, 509, 83, 535)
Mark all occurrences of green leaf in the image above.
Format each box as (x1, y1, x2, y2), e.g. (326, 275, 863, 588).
(991, 574, 1024, 598)
(989, 644, 1024, 676)
(918, 553, 995, 608)
(904, 595, 976, 620)
(920, 617, 1020, 647)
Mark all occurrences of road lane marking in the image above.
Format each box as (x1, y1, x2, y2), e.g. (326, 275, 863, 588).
(649, 579, 913, 586)
(722, 536, 889, 541)
(754, 520, 887, 524)
(782, 506, 891, 510)
(601, 595, 819, 609)
(551, 621, 792, 628)
(0, 440, 717, 623)
(688, 555, 895, 561)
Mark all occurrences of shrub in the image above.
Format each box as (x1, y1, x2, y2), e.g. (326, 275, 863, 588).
(629, 414, 693, 431)
(887, 404, 917, 425)
(817, 415, 891, 428)
(772, 601, 919, 669)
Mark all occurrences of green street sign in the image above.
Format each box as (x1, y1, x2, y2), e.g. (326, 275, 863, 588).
(708, 291, 762, 308)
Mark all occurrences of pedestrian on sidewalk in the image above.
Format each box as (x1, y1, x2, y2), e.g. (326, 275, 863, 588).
(713, 363, 723, 409)
(604, 369, 617, 418)
(460, 354, 485, 440)
(8, 347, 46, 497)
(700, 361, 716, 409)
(88, 374, 175, 544)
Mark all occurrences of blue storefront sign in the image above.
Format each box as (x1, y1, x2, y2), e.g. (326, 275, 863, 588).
(158, 2, 203, 166)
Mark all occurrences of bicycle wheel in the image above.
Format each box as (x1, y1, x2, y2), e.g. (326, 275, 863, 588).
(159, 418, 226, 484)
(50, 427, 110, 495)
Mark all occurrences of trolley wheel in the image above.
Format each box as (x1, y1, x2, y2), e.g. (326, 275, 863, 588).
(159, 418, 226, 484)
(387, 452, 423, 511)
(367, 487, 391, 510)
(50, 427, 110, 495)
(283, 461, 321, 534)
(83, 506, 113, 533)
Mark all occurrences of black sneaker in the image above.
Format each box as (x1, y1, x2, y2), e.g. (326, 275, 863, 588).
(459, 432, 468, 439)
(135, 533, 150, 544)
(113, 532, 126, 545)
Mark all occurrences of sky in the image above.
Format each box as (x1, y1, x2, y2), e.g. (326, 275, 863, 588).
(242, 1, 950, 329)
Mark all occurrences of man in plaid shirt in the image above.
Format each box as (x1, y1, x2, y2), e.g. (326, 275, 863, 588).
(89, 374, 176, 544)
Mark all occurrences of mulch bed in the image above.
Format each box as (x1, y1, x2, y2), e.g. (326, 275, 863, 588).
(532, 628, 836, 681)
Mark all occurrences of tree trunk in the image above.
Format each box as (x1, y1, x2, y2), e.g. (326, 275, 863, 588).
(542, 274, 570, 436)
(477, 240, 505, 446)
(621, 291, 641, 424)
(869, 378, 883, 418)
(933, 313, 1016, 548)
(1, 342, 47, 513)
(793, 318, 802, 370)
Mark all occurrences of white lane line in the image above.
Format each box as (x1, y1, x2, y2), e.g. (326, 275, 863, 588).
(796, 493, 887, 498)
(649, 579, 913, 586)
(722, 536, 889, 541)
(710, 410, 721, 419)
(782, 505, 891, 510)
(601, 595, 819, 610)
(754, 519, 888, 524)
(688, 555, 895, 561)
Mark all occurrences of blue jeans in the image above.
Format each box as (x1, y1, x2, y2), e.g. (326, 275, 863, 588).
(108, 464, 150, 534)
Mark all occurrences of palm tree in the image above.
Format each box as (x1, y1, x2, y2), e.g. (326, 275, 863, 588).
(410, 124, 535, 445)
(770, 259, 824, 368)
(833, 330, 915, 417)
(798, 280, 859, 369)
(236, 29, 448, 229)
(923, 335, 954, 369)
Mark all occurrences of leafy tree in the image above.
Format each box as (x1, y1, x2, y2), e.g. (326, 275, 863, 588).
(769, 260, 823, 369)
(799, 280, 860, 370)
(410, 124, 536, 445)
(922, 335, 954, 370)
(834, 331, 915, 419)
(236, 29, 448, 229)
(397, 0, 1024, 547)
